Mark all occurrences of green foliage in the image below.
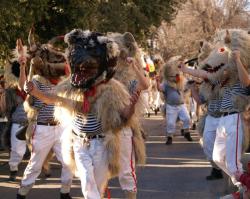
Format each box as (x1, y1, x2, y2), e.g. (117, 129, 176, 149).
(0, 0, 185, 64)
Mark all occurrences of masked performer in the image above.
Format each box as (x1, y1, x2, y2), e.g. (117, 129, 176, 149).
(156, 56, 193, 145)
(180, 29, 250, 199)
(16, 28, 73, 199)
(108, 32, 147, 199)
(0, 59, 28, 182)
(23, 29, 138, 199)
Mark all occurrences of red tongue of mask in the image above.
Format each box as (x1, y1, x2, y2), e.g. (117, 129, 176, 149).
(49, 78, 60, 85)
(82, 86, 97, 113)
(176, 74, 180, 82)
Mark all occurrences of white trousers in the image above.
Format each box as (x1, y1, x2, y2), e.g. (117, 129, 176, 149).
(73, 137, 109, 199)
(9, 123, 27, 171)
(150, 90, 161, 108)
(203, 115, 220, 161)
(118, 127, 137, 192)
(213, 113, 243, 185)
(141, 91, 150, 114)
(190, 98, 197, 123)
(166, 104, 190, 135)
(19, 125, 73, 195)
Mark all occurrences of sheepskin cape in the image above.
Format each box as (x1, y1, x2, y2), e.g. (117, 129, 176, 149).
(54, 78, 131, 177)
(109, 31, 146, 167)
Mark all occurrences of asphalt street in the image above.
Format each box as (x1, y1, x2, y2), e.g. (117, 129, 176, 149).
(0, 113, 227, 199)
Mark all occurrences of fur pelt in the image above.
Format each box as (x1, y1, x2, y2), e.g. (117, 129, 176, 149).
(0, 88, 20, 150)
(54, 78, 131, 177)
(241, 111, 250, 153)
(197, 41, 213, 64)
(232, 94, 250, 152)
(197, 113, 207, 138)
(4, 61, 20, 88)
(107, 32, 146, 165)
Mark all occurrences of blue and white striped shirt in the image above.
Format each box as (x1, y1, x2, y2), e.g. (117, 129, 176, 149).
(220, 82, 250, 112)
(32, 80, 55, 123)
(72, 112, 103, 135)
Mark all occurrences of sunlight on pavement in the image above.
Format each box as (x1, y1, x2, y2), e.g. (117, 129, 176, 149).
(147, 157, 208, 161)
(144, 163, 211, 168)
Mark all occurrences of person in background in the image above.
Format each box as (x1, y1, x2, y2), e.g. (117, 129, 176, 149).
(156, 58, 192, 145)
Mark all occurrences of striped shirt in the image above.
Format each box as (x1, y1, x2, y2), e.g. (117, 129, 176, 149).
(32, 80, 55, 123)
(72, 112, 103, 136)
(220, 82, 250, 112)
(207, 99, 221, 116)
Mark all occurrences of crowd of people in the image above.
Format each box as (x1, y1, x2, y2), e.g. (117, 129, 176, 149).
(0, 28, 250, 199)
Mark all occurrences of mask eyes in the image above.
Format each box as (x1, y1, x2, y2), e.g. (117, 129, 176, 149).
(218, 48, 225, 53)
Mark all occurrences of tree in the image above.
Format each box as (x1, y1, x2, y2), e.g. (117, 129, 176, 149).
(0, 0, 186, 65)
(152, 0, 250, 61)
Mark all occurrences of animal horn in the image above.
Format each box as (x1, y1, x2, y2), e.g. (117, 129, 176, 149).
(28, 26, 37, 50)
(16, 38, 24, 56)
(224, 30, 231, 44)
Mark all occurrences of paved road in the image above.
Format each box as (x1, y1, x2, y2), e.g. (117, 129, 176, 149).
(0, 114, 226, 199)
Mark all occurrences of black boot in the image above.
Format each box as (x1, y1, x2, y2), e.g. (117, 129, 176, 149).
(60, 192, 72, 199)
(16, 194, 26, 199)
(192, 123, 196, 130)
(165, 136, 173, 145)
(9, 170, 17, 182)
(206, 168, 223, 180)
(184, 132, 193, 141)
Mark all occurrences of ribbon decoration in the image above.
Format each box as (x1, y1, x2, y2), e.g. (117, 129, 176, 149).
(82, 86, 97, 113)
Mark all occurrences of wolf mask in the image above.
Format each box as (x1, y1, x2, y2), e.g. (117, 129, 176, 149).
(64, 29, 120, 90)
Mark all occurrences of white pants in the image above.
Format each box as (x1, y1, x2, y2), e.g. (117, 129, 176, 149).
(118, 127, 137, 192)
(150, 90, 161, 109)
(9, 123, 27, 171)
(213, 113, 243, 185)
(166, 104, 190, 135)
(73, 137, 109, 199)
(141, 91, 150, 114)
(19, 124, 73, 195)
(203, 115, 220, 161)
(190, 98, 197, 124)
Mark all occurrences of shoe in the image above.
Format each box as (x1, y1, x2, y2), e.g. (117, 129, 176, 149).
(9, 170, 17, 182)
(16, 194, 26, 199)
(206, 168, 223, 180)
(192, 123, 196, 130)
(60, 192, 72, 199)
(184, 132, 193, 141)
(181, 129, 184, 136)
(165, 136, 173, 145)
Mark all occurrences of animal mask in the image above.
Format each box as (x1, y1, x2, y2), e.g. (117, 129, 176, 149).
(15, 27, 68, 81)
(64, 29, 120, 89)
(163, 56, 184, 90)
(198, 29, 250, 83)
